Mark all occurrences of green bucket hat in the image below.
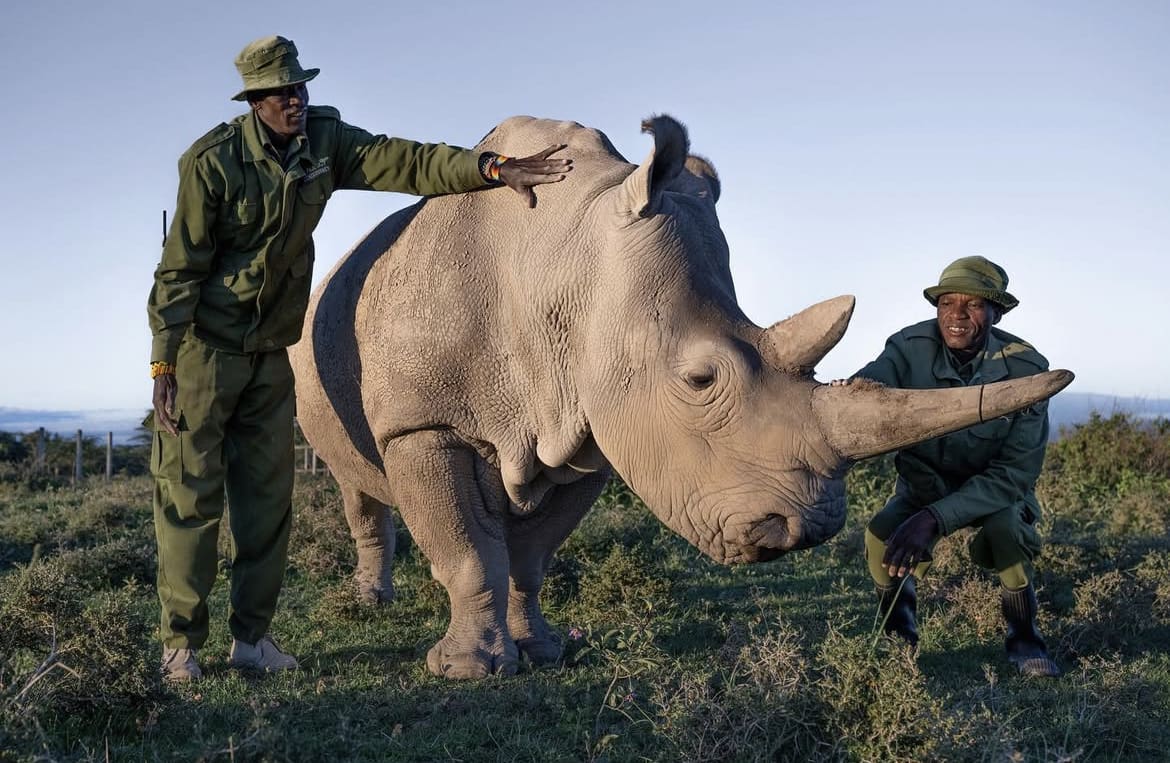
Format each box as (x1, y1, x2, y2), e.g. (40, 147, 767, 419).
(231, 35, 319, 101)
(923, 255, 1019, 313)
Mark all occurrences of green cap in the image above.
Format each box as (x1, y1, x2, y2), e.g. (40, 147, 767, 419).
(923, 255, 1019, 313)
(231, 35, 319, 101)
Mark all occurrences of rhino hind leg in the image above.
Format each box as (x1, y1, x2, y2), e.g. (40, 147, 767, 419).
(340, 485, 396, 604)
(383, 430, 518, 679)
(506, 469, 610, 666)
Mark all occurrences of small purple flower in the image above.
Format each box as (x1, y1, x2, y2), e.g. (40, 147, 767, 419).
(623, 691, 636, 704)
(568, 627, 584, 641)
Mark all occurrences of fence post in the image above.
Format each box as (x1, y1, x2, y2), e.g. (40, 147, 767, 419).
(73, 429, 83, 485)
(35, 427, 46, 471)
(106, 432, 114, 481)
(311, 450, 318, 474)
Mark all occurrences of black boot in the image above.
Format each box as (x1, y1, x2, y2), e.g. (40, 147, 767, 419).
(1001, 584, 1061, 677)
(877, 576, 919, 648)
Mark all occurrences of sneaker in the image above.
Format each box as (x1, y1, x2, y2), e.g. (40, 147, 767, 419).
(161, 647, 202, 682)
(228, 635, 299, 672)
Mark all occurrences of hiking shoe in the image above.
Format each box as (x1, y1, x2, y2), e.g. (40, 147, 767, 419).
(161, 647, 202, 682)
(228, 635, 299, 672)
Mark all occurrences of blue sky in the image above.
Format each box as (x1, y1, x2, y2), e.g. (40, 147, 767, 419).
(0, 0, 1166, 411)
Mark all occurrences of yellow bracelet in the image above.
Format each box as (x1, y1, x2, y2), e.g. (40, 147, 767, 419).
(150, 361, 177, 379)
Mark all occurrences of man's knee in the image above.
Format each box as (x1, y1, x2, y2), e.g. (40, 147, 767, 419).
(867, 494, 919, 541)
(968, 505, 1038, 572)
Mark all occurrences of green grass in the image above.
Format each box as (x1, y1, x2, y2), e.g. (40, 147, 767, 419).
(1, 413, 1169, 761)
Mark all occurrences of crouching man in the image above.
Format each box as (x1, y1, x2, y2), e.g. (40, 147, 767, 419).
(833, 256, 1060, 677)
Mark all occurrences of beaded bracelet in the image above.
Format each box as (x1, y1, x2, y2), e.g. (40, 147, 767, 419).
(488, 155, 511, 182)
(478, 153, 512, 184)
(150, 361, 177, 379)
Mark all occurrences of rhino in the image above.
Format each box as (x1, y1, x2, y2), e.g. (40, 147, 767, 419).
(289, 115, 1072, 679)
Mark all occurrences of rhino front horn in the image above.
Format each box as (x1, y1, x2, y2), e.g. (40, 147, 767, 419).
(813, 370, 1075, 461)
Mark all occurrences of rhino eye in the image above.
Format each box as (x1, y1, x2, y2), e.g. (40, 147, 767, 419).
(686, 370, 716, 390)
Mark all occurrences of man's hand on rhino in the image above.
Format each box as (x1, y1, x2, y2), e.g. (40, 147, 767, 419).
(883, 509, 938, 578)
(497, 144, 572, 208)
(152, 374, 179, 436)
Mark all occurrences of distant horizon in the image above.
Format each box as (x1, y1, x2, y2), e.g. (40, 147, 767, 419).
(2, 390, 1167, 446)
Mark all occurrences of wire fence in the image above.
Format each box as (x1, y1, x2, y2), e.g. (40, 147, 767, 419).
(16, 421, 328, 484)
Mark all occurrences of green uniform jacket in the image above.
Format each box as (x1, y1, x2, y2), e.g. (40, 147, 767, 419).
(855, 319, 1051, 536)
(148, 106, 486, 364)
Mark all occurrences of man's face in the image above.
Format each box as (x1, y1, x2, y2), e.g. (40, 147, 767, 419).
(250, 83, 309, 141)
(936, 292, 998, 353)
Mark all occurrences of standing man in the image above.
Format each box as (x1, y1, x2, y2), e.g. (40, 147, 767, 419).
(834, 256, 1060, 677)
(147, 35, 572, 682)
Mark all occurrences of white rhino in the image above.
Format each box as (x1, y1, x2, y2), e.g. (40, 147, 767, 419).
(290, 115, 1072, 679)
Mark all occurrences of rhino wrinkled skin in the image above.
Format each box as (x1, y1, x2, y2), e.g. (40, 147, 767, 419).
(289, 115, 1073, 679)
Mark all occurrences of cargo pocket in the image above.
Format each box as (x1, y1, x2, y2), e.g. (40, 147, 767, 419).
(295, 176, 330, 238)
(145, 409, 187, 482)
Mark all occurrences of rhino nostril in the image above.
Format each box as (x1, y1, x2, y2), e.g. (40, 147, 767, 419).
(752, 514, 795, 550)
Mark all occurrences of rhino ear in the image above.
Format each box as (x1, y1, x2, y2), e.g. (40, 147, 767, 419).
(684, 154, 721, 203)
(618, 115, 689, 218)
(760, 295, 856, 375)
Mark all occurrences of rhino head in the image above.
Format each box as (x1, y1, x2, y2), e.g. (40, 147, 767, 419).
(579, 117, 1072, 564)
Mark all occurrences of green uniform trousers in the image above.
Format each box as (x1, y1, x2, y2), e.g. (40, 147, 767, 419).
(867, 478, 1041, 581)
(149, 335, 295, 650)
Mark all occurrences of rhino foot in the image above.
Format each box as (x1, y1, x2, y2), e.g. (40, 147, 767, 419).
(357, 583, 394, 604)
(516, 634, 563, 666)
(354, 574, 394, 605)
(426, 637, 519, 679)
(508, 598, 562, 666)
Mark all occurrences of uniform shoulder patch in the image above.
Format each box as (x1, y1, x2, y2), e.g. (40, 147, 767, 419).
(993, 328, 1049, 371)
(308, 105, 341, 120)
(185, 122, 236, 158)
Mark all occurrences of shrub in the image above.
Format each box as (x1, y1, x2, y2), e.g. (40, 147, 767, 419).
(286, 476, 357, 579)
(651, 619, 825, 762)
(1, 562, 158, 742)
(815, 622, 946, 762)
(1039, 413, 1170, 518)
(575, 545, 673, 625)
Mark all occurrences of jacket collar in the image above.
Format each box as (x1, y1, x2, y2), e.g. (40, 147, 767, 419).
(242, 109, 310, 168)
(932, 325, 1011, 384)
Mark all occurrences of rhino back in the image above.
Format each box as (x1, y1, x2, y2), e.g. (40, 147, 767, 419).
(295, 117, 633, 498)
(292, 203, 427, 501)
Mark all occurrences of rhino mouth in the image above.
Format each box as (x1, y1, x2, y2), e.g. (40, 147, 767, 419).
(718, 493, 846, 565)
(738, 513, 796, 563)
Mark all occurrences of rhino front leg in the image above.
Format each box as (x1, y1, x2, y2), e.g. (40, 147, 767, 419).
(383, 430, 516, 679)
(340, 485, 396, 603)
(506, 470, 610, 666)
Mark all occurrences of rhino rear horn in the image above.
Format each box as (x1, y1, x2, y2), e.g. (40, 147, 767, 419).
(759, 295, 856, 375)
(814, 370, 1075, 460)
(619, 115, 689, 218)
